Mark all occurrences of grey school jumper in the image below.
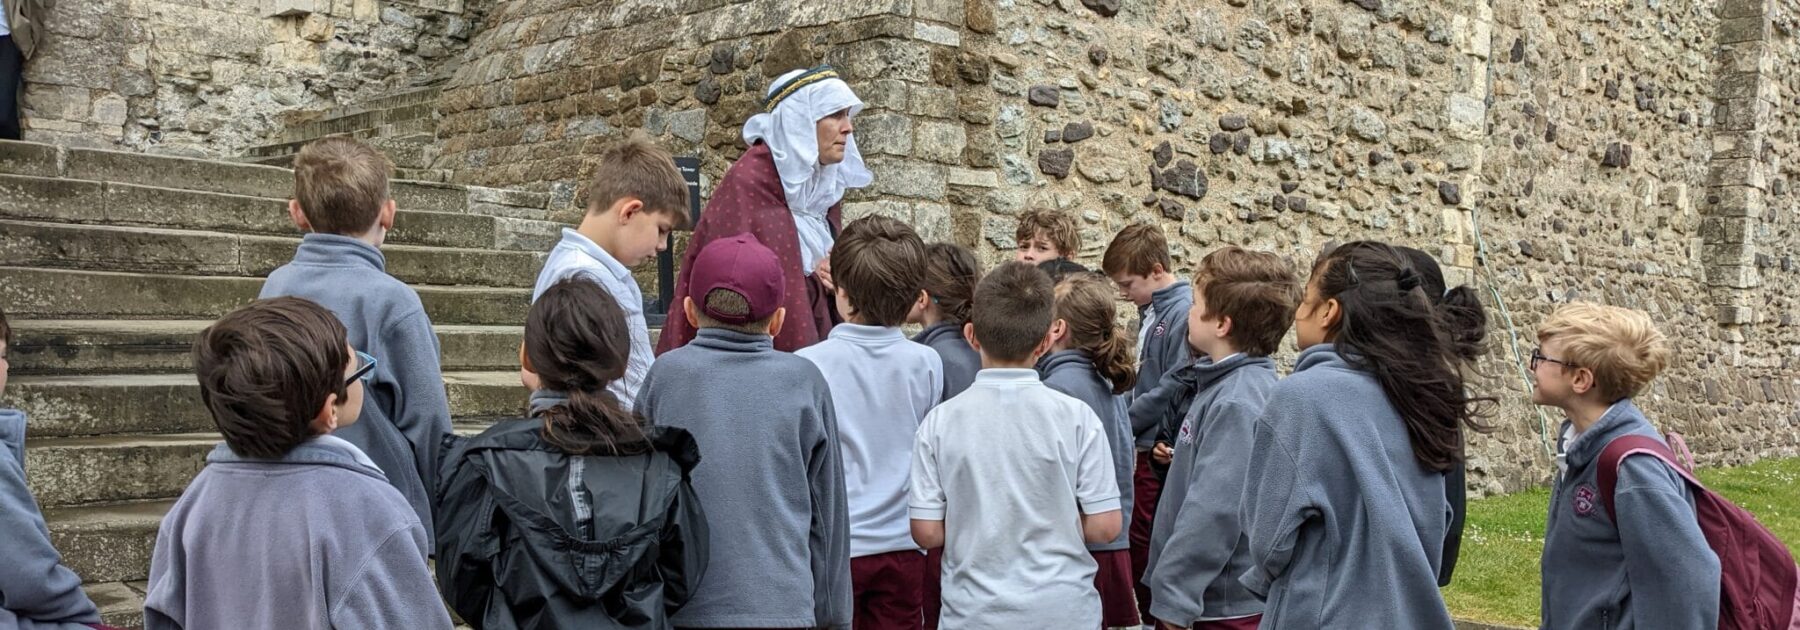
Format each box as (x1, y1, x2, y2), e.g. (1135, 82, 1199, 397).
(144, 436, 451, 630)
(1238, 345, 1453, 629)
(1540, 399, 1719, 630)
(635, 328, 852, 629)
(1038, 349, 1133, 552)
(1144, 354, 1275, 625)
(913, 321, 980, 399)
(1128, 280, 1193, 449)
(259, 233, 452, 543)
(0, 409, 101, 630)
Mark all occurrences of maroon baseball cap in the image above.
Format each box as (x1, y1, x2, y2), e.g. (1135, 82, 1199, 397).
(690, 232, 786, 325)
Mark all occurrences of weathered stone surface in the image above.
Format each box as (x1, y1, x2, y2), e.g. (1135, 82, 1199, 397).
(1153, 140, 1173, 167)
(1438, 180, 1461, 205)
(1218, 114, 1247, 131)
(1028, 85, 1060, 107)
(1602, 142, 1633, 168)
(1080, 0, 1120, 17)
(1159, 197, 1185, 219)
(1038, 147, 1074, 178)
(1062, 121, 1095, 143)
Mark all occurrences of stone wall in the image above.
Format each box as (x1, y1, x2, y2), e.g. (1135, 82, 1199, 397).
(433, 0, 1800, 493)
(18, 0, 480, 155)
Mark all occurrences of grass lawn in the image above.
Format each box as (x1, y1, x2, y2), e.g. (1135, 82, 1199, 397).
(1442, 456, 1800, 627)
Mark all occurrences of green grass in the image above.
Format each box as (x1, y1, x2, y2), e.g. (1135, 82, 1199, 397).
(1442, 456, 1800, 627)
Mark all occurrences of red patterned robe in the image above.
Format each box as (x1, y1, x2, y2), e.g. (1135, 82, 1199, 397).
(655, 142, 841, 354)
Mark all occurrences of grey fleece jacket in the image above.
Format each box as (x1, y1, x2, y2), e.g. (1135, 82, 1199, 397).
(1128, 280, 1193, 449)
(1540, 399, 1719, 630)
(913, 321, 980, 399)
(1238, 345, 1453, 629)
(634, 328, 852, 629)
(1144, 354, 1275, 625)
(259, 233, 452, 544)
(0, 409, 101, 630)
(1038, 349, 1134, 552)
(144, 436, 451, 630)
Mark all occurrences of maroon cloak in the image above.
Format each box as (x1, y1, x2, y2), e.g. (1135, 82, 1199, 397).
(655, 142, 841, 354)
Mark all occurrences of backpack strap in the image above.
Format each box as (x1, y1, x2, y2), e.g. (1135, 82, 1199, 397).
(1597, 434, 1706, 521)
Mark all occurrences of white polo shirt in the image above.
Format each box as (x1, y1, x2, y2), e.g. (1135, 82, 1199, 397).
(531, 228, 651, 408)
(910, 368, 1121, 628)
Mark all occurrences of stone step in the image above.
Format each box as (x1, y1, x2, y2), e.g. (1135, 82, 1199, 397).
(0, 219, 546, 287)
(0, 267, 530, 325)
(0, 173, 561, 251)
(46, 501, 167, 584)
(9, 320, 524, 375)
(0, 140, 550, 220)
(7, 371, 527, 438)
(25, 433, 219, 507)
(87, 580, 149, 629)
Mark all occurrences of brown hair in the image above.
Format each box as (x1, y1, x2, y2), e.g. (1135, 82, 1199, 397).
(694, 288, 775, 335)
(587, 134, 691, 228)
(1101, 222, 1173, 277)
(832, 215, 929, 327)
(1537, 302, 1671, 401)
(527, 280, 650, 456)
(0, 304, 10, 351)
(922, 242, 981, 325)
(1016, 208, 1081, 257)
(1399, 246, 1488, 365)
(1054, 274, 1137, 394)
(1307, 241, 1492, 471)
(193, 297, 349, 459)
(1195, 246, 1302, 357)
(971, 262, 1055, 362)
(292, 136, 393, 235)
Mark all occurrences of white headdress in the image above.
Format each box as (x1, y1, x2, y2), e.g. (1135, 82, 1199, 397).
(742, 66, 874, 274)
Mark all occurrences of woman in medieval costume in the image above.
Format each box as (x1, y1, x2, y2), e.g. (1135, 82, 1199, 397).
(655, 65, 873, 354)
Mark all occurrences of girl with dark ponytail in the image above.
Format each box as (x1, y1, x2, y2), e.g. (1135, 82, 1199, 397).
(436, 279, 708, 629)
(1397, 245, 1489, 588)
(1038, 272, 1141, 628)
(909, 242, 984, 398)
(1239, 241, 1491, 629)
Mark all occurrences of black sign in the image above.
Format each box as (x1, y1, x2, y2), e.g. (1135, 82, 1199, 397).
(650, 156, 704, 325)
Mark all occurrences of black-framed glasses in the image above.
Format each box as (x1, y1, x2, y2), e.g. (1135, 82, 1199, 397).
(348, 351, 377, 385)
(1529, 348, 1575, 371)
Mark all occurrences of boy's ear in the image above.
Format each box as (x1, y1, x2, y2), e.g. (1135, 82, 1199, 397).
(613, 197, 645, 222)
(1150, 263, 1168, 278)
(683, 296, 700, 329)
(1214, 314, 1234, 340)
(767, 307, 788, 337)
(378, 199, 397, 231)
(308, 392, 340, 436)
(1570, 367, 1596, 395)
(288, 199, 312, 232)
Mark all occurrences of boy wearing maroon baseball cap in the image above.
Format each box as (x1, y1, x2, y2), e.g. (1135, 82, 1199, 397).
(634, 233, 852, 630)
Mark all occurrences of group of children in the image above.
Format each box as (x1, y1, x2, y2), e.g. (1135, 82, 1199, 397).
(0, 133, 1727, 630)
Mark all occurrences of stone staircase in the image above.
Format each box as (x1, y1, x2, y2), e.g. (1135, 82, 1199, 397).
(241, 86, 449, 182)
(0, 139, 567, 627)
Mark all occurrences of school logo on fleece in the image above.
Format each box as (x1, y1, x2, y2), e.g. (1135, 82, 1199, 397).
(1153, 321, 1167, 337)
(1176, 417, 1196, 445)
(1573, 484, 1597, 517)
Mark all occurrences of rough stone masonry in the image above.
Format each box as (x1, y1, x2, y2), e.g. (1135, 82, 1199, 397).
(15, 0, 1800, 494)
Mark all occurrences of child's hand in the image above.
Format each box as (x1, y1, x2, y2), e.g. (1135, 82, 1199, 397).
(1152, 441, 1173, 465)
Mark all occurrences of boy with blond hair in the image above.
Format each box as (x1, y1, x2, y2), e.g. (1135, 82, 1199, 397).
(259, 136, 449, 542)
(910, 262, 1122, 628)
(1143, 247, 1300, 630)
(798, 215, 942, 629)
(1534, 303, 1718, 629)
(1101, 222, 1191, 617)
(533, 135, 690, 408)
(1014, 208, 1082, 264)
(636, 233, 851, 630)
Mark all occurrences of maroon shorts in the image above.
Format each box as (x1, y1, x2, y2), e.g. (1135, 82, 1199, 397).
(922, 547, 943, 629)
(851, 549, 925, 630)
(1191, 614, 1263, 630)
(1129, 451, 1164, 620)
(1092, 549, 1141, 627)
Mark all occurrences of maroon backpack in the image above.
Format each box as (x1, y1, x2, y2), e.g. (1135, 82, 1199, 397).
(1599, 433, 1800, 630)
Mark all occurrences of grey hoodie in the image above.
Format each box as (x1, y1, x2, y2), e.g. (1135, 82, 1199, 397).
(1037, 349, 1134, 552)
(634, 328, 852, 629)
(913, 321, 980, 399)
(1144, 354, 1275, 625)
(144, 436, 451, 630)
(0, 408, 101, 630)
(1128, 280, 1193, 449)
(1540, 399, 1719, 630)
(1238, 345, 1453, 629)
(259, 233, 453, 543)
